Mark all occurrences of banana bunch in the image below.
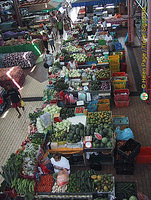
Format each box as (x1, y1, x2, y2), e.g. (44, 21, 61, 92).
(52, 182, 67, 193)
(12, 178, 35, 195)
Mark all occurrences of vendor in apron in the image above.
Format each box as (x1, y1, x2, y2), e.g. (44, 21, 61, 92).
(105, 32, 113, 51)
(67, 58, 78, 70)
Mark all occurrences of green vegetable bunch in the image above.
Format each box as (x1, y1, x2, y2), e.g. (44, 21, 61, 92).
(1, 150, 23, 187)
(12, 177, 35, 199)
(29, 110, 44, 123)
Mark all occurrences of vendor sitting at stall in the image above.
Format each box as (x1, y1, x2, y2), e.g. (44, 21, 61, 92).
(67, 57, 78, 70)
(105, 31, 113, 51)
(51, 153, 70, 174)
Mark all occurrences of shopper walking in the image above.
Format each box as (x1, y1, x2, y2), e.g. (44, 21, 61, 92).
(42, 32, 48, 51)
(86, 21, 93, 36)
(44, 50, 53, 68)
(102, 18, 107, 30)
(57, 19, 63, 39)
(5, 84, 24, 118)
(48, 30, 55, 52)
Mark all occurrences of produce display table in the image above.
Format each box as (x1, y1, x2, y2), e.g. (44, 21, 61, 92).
(2, 31, 27, 40)
(45, 148, 83, 155)
(105, 15, 128, 25)
(0, 40, 44, 56)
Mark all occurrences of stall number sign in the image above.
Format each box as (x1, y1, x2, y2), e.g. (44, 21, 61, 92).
(140, 92, 148, 101)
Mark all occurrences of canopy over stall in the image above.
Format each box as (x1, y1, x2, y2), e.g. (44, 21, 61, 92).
(19, 0, 62, 12)
(71, 0, 124, 7)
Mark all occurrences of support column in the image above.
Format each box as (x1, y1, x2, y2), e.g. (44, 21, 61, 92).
(128, 0, 134, 45)
(146, 0, 151, 102)
(13, 0, 22, 27)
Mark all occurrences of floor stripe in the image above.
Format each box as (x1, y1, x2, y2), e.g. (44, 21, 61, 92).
(127, 46, 142, 92)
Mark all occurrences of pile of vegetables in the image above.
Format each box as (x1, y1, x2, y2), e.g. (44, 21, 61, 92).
(43, 89, 57, 101)
(116, 182, 137, 200)
(68, 123, 84, 143)
(51, 120, 71, 142)
(67, 169, 97, 193)
(54, 81, 69, 91)
(52, 182, 67, 193)
(29, 109, 44, 123)
(36, 117, 52, 134)
(43, 105, 61, 119)
(71, 53, 87, 63)
(90, 80, 100, 90)
(12, 178, 35, 199)
(87, 111, 112, 124)
(36, 175, 53, 193)
(1, 151, 23, 187)
(28, 133, 45, 146)
(68, 69, 81, 78)
(60, 107, 75, 119)
(22, 143, 40, 177)
(100, 81, 111, 91)
(86, 55, 97, 63)
(91, 174, 114, 192)
(60, 66, 69, 77)
(97, 56, 108, 63)
(95, 69, 110, 80)
(65, 44, 81, 52)
(85, 123, 113, 148)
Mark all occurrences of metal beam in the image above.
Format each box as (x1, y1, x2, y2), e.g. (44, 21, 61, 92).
(135, 0, 148, 16)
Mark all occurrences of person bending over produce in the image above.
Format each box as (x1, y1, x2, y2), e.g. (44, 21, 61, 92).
(67, 58, 78, 70)
(51, 153, 70, 174)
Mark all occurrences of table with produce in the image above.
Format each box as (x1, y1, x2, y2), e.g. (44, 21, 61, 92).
(0, 17, 141, 200)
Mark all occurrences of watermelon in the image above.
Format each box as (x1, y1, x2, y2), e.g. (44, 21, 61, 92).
(94, 133, 102, 140)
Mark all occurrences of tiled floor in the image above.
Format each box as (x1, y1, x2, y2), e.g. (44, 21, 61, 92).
(0, 27, 151, 199)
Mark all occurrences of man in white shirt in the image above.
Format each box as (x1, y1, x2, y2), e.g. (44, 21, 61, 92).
(44, 50, 53, 68)
(105, 32, 113, 51)
(51, 153, 70, 174)
(83, 14, 89, 24)
(102, 18, 107, 31)
(86, 21, 93, 36)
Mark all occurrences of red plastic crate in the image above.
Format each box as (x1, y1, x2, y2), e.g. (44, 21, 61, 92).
(115, 100, 129, 108)
(112, 72, 126, 77)
(120, 62, 127, 72)
(114, 89, 130, 101)
(136, 147, 151, 164)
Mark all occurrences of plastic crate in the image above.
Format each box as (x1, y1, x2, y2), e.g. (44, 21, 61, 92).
(113, 116, 129, 130)
(108, 55, 120, 60)
(97, 99, 110, 111)
(112, 72, 126, 77)
(115, 182, 137, 200)
(115, 100, 129, 108)
(115, 42, 123, 51)
(114, 89, 130, 101)
(113, 80, 126, 89)
(120, 62, 127, 72)
(110, 64, 120, 74)
(109, 59, 120, 65)
(136, 147, 151, 164)
(118, 139, 141, 160)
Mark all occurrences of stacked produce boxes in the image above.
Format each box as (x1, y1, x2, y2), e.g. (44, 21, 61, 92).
(108, 55, 120, 74)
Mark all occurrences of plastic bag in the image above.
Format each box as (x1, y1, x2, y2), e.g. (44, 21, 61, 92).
(40, 112, 51, 128)
(115, 126, 134, 141)
(21, 100, 26, 107)
(57, 169, 69, 186)
(87, 100, 98, 112)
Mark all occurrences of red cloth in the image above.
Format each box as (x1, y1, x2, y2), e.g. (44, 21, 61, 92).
(12, 102, 21, 108)
(40, 164, 50, 174)
(0, 98, 3, 104)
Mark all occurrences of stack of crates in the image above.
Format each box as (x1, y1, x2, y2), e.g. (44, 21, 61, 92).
(108, 55, 120, 74)
(112, 72, 127, 89)
(114, 139, 141, 175)
(97, 99, 110, 111)
(113, 50, 127, 72)
(114, 89, 130, 107)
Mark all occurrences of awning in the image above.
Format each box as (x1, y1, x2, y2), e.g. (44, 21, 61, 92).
(19, 0, 61, 12)
(72, 0, 123, 7)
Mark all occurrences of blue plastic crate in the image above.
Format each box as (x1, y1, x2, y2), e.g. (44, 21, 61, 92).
(115, 43, 123, 51)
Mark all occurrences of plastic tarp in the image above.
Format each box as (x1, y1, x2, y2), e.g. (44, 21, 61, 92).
(72, 0, 123, 7)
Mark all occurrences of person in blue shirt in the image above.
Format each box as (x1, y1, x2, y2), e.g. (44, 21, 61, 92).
(93, 14, 98, 25)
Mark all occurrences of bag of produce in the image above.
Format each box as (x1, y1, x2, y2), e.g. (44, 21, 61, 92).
(40, 112, 51, 128)
(57, 169, 69, 186)
(87, 100, 98, 112)
(115, 126, 134, 141)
